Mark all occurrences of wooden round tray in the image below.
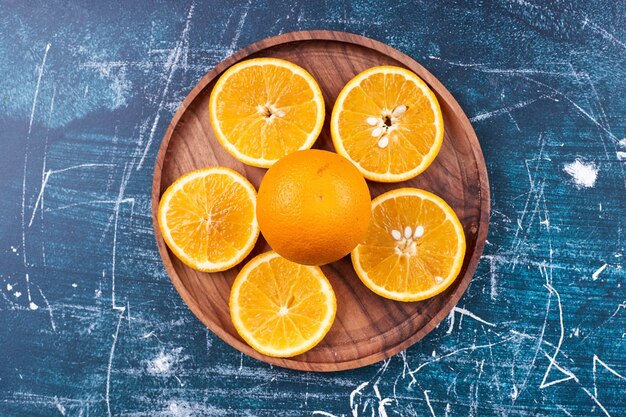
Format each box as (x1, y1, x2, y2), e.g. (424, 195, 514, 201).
(152, 31, 489, 372)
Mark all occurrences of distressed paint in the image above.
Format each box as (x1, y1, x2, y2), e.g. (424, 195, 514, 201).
(1, 1, 625, 416)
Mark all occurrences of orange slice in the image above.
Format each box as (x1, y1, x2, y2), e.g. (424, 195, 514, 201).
(331, 66, 444, 182)
(209, 58, 325, 168)
(352, 188, 465, 301)
(157, 167, 259, 272)
(230, 251, 336, 357)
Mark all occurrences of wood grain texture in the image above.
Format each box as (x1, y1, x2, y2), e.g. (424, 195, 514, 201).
(151, 31, 490, 371)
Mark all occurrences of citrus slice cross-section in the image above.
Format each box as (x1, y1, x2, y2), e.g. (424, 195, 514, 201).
(209, 58, 325, 168)
(157, 167, 259, 272)
(230, 251, 337, 358)
(331, 66, 444, 182)
(352, 188, 466, 302)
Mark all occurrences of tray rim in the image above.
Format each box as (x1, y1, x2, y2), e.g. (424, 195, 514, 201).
(151, 30, 490, 372)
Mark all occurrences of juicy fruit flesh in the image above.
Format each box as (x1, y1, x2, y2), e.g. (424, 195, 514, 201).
(158, 169, 258, 271)
(230, 252, 336, 357)
(210, 59, 324, 166)
(353, 189, 465, 301)
(332, 66, 443, 181)
(256, 149, 371, 265)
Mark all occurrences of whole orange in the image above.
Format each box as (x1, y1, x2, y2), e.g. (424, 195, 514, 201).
(257, 149, 371, 265)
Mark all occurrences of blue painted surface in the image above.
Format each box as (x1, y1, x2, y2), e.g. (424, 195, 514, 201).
(1, 1, 625, 416)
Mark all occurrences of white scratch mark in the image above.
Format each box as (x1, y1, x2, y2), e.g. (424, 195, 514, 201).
(22, 43, 51, 306)
(540, 350, 577, 388)
(96, 273, 103, 299)
(312, 412, 339, 417)
(126, 300, 131, 327)
(469, 360, 484, 417)
(238, 352, 243, 373)
(47, 163, 114, 175)
(54, 396, 66, 416)
(371, 382, 392, 417)
(48, 197, 135, 213)
(28, 43, 51, 136)
(228, 0, 251, 53)
(582, 15, 626, 50)
(510, 133, 547, 270)
(111, 198, 123, 311)
(111, 66, 131, 108)
(428, 55, 620, 144)
(106, 306, 126, 417)
(408, 336, 516, 385)
(540, 283, 577, 389)
(424, 390, 436, 417)
(29, 171, 50, 227)
(470, 96, 546, 122)
(350, 381, 368, 416)
(37, 285, 56, 332)
(39, 88, 53, 266)
(616, 151, 626, 161)
(592, 263, 608, 280)
(109, 165, 135, 312)
(580, 72, 613, 138)
(173, 375, 185, 387)
(453, 306, 496, 327)
(563, 159, 598, 188)
(136, 3, 195, 171)
(446, 308, 455, 334)
(521, 74, 619, 142)
(399, 350, 417, 387)
(510, 330, 574, 362)
(371, 381, 379, 397)
(29, 163, 113, 227)
(581, 387, 612, 417)
(556, 404, 574, 417)
(593, 354, 626, 399)
(428, 55, 579, 76)
(507, 266, 552, 409)
(489, 256, 498, 300)
(378, 397, 393, 417)
(510, 176, 545, 269)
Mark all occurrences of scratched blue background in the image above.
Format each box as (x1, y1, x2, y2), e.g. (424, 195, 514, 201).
(1, 1, 625, 416)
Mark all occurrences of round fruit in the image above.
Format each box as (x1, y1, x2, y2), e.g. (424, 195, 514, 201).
(352, 188, 466, 301)
(230, 251, 337, 358)
(157, 167, 259, 272)
(331, 66, 444, 182)
(209, 58, 325, 168)
(256, 149, 371, 265)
